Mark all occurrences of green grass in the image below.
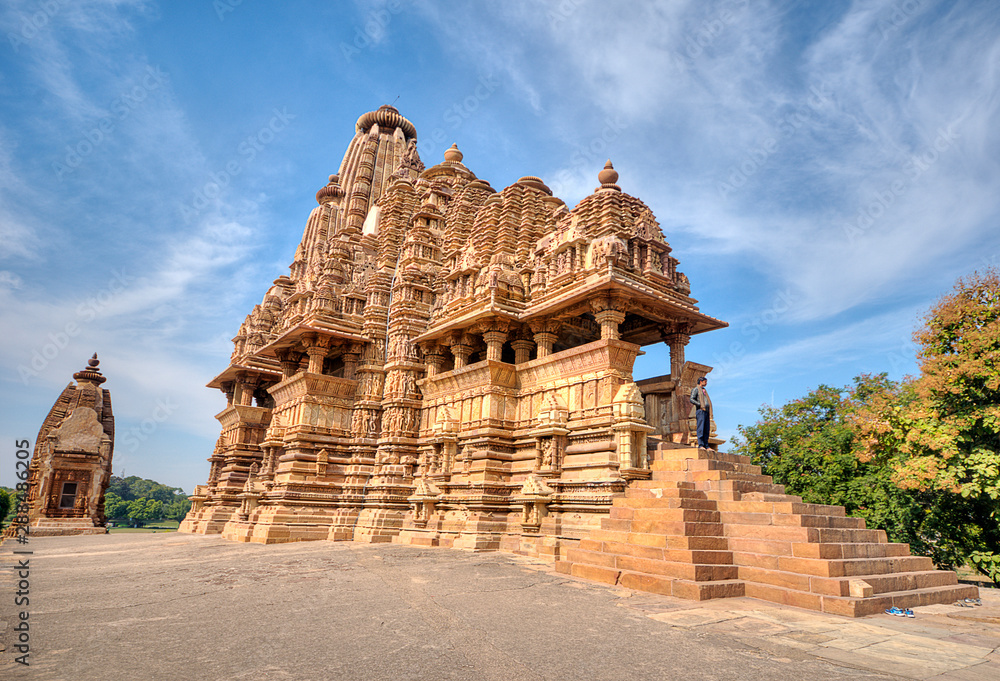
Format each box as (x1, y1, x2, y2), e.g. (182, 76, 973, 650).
(107, 519, 180, 533)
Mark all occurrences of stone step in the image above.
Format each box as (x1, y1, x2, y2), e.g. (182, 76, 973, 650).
(716, 500, 845, 517)
(627, 480, 702, 492)
(737, 554, 935, 579)
(612, 500, 721, 521)
(813, 569, 960, 597)
(791, 541, 911, 560)
(743, 580, 979, 617)
(576, 540, 733, 565)
(566, 549, 740, 581)
(718, 512, 865, 529)
(652, 447, 753, 466)
(624, 489, 718, 508)
(619, 573, 745, 601)
(700, 480, 789, 497)
(651, 459, 763, 475)
(651, 470, 775, 484)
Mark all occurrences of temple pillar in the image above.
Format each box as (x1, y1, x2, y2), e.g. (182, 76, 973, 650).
(533, 332, 556, 358)
(450, 335, 473, 369)
(276, 349, 303, 380)
(591, 296, 627, 341)
(511, 339, 534, 365)
(343, 343, 362, 380)
(423, 343, 445, 376)
(483, 330, 506, 362)
(665, 331, 690, 382)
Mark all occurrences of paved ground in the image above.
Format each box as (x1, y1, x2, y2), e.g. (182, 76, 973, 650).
(0, 533, 997, 681)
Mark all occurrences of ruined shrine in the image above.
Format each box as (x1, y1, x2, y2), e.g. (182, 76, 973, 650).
(180, 106, 976, 615)
(16, 355, 115, 536)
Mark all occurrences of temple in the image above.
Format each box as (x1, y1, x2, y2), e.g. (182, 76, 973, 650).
(180, 106, 976, 615)
(16, 355, 115, 536)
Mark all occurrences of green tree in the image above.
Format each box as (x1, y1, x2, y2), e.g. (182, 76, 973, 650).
(164, 498, 192, 521)
(0, 489, 11, 528)
(730, 376, 926, 549)
(104, 492, 130, 520)
(852, 269, 1000, 577)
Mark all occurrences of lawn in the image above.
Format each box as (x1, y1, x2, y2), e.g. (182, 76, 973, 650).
(108, 519, 180, 533)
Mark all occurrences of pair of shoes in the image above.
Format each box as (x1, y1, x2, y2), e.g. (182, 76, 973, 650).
(885, 607, 905, 616)
(964, 598, 982, 606)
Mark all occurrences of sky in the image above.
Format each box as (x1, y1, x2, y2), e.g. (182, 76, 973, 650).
(1, 0, 998, 494)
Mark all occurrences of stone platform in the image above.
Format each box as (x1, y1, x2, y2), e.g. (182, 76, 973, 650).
(556, 443, 978, 616)
(22, 518, 107, 536)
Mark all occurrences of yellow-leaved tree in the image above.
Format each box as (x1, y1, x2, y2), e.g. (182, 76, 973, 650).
(852, 269, 1000, 580)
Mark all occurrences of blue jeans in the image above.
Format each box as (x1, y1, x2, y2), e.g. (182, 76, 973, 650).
(696, 409, 710, 448)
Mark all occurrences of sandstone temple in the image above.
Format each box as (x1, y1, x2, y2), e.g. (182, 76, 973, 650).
(15, 355, 115, 536)
(179, 106, 976, 616)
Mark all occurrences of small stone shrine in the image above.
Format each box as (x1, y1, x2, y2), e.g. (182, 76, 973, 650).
(18, 354, 115, 536)
(180, 106, 976, 615)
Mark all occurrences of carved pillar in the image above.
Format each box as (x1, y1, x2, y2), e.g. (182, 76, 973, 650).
(530, 319, 560, 359)
(666, 332, 690, 381)
(343, 343, 362, 380)
(591, 297, 627, 341)
(450, 334, 473, 369)
(302, 334, 333, 374)
(483, 329, 507, 362)
(306, 346, 327, 374)
(511, 339, 534, 365)
(222, 381, 235, 406)
(235, 375, 257, 406)
(276, 348, 303, 380)
(423, 343, 445, 376)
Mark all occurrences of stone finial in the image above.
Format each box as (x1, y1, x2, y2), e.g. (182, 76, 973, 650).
(74, 353, 106, 385)
(515, 176, 553, 195)
(444, 143, 463, 163)
(598, 160, 620, 190)
(316, 174, 345, 205)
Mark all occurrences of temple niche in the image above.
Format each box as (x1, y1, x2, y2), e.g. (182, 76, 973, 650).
(16, 355, 115, 536)
(180, 106, 975, 616)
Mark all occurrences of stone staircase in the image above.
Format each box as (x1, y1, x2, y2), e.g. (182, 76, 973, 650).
(555, 444, 978, 616)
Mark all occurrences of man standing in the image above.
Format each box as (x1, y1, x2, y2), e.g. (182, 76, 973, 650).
(689, 376, 712, 449)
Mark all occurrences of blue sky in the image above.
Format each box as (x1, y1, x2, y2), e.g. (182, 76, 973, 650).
(1, 0, 998, 494)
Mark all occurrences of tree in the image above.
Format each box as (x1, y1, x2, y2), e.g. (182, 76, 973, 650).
(852, 269, 1000, 578)
(104, 492, 130, 521)
(164, 498, 192, 521)
(730, 376, 927, 551)
(0, 489, 11, 528)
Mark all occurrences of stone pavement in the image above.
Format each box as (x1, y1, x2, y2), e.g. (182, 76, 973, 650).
(0, 533, 996, 681)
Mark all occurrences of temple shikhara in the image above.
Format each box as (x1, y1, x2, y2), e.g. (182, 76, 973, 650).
(16, 355, 115, 536)
(179, 106, 976, 616)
